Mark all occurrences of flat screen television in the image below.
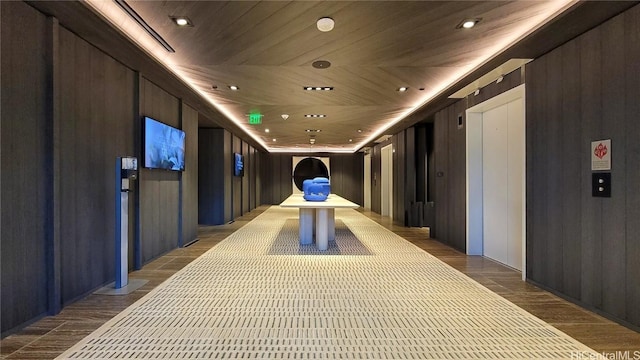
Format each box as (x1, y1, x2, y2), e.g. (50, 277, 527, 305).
(143, 116, 185, 171)
(234, 153, 244, 177)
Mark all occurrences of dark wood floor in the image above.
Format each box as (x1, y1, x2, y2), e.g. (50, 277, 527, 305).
(2, 206, 639, 359)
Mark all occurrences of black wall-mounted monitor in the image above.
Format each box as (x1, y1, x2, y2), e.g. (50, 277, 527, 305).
(143, 116, 185, 171)
(234, 153, 244, 177)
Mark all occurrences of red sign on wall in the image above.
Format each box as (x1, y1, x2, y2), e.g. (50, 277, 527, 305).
(591, 139, 611, 171)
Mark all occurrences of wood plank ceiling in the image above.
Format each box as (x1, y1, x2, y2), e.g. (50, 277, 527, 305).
(85, 1, 576, 152)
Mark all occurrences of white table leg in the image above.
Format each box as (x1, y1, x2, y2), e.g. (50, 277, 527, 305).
(299, 208, 314, 245)
(316, 208, 329, 250)
(328, 208, 335, 241)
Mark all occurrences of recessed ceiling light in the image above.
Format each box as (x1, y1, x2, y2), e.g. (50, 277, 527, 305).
(229, 85, 239, 91)
(457, 18, 481, 29)
(265, 128, 270, 133)
(272, 138, 276, 142)
(349, 139, 353, 142)
(316, 17, 335, 32)
(170, 16, 193, 27)
(304, 86, 333, 91)
(281, 114, 289, 120)
(398, 87, 408, 92)
(357, 129, 363, 133)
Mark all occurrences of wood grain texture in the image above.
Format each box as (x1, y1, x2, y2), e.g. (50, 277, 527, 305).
(371, 145, 382, 214)
(525, 6, 640, 328)
(578, 26, 603, 311)
(624, 4, 640, 327)
(433, 108, 449, 243)
(526, 54, 546, 283)
(232, 135, 242, 219)
(124, 0, 597, 150)
(450, 101, 466, 251)
(600, 15, 627, 320)
(198, 129, 226, 225)
(57, 26, 137, 305)
(0, 1, 50, 335)
(3, 207, 640, 357)
(545, 47, 564, 292)
(560, 38, 582, 300)
(139, 78, 180, 264)
(242, 142, 250, 215)
(181, 103, 198, 244)
(432, 100, 466, 251)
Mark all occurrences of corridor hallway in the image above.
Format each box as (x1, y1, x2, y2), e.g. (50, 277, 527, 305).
(2, 206, 638, 359)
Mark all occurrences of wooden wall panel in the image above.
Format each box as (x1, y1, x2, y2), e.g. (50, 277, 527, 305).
(393, 132, 405, 224)
(198, 129, 225, 225)
(232, 135, 242, 219)
(197, 128, 250, 224)
(526, 5, 640, 328)
(577, 26, 603, 310)
(139, 78, 180, 263)
(280, 155, 293, 202)
(450, 102, 467, 250)
(181, 103, 198, 244)
(560, 38, 583, 300)
(545, 48, 564, 292)
(433, 108, 450, 243)
(431, 99, 468, 250)
(371, 145, 382, 213)
(526, 52, 547, 282)
(223, 130, 233, 222)
(329, 153, 364, 205)
(0, 1, 49, 334)
(600, 16, 627, 319)
(242, 142, 250, 215)
(251, 148, 264, 209)
(624, 4, 640, 327)
(57, 27, 136, 304)
(415, 126, 428, 204)
(258, 153, 362, 205)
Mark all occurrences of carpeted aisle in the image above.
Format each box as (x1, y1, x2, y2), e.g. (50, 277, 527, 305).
(57, 207, 602, 359)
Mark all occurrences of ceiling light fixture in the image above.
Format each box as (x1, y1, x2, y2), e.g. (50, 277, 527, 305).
(305, 114, 326, 118)
(316, 17, 335, 32)
(457, 18, 482, 29)
(357, 129, 363, 133)
(305, 129, 321, 133)
(273, 138, 277, 142)
(304, 86, 333, 91)
(265, 129, 270, 133)
(474, 89, 480, 96)
(281, 114, 289, 120)
(229, 85, 239, 91)
(398, 87, 409, 92)
(170, 16, 193, 27)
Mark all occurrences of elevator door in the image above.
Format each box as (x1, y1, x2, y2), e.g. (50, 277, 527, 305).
(482, 98, 524, 270)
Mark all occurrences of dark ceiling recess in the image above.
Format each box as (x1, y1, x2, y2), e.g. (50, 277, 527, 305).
(293, 158, 329, 191)
(312, 60, 331, 69)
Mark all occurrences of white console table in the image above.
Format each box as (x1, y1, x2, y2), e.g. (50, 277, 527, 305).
(280, 194, 359, 250)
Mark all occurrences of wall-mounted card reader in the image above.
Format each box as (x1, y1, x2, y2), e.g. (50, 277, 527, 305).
(592, 172, 611, 197)
(120, 157, 138, 192)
